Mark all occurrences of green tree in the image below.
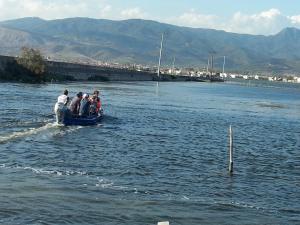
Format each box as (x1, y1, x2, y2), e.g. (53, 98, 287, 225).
(17, 47, 45, 79)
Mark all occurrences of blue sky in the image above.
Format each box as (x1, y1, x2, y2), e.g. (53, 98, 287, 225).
(1, 0, 300, 35)
(110, 0, 298, 17)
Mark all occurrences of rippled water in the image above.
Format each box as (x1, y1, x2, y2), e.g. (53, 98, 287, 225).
(0, 81, 300, 224)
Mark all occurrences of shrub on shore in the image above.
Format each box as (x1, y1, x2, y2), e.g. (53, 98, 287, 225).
(0, 47, 47, 83)
(16, 47, 46, 82)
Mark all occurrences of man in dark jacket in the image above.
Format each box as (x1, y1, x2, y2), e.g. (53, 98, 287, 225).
(69, 92, 83, 115)
(79, 93, 91, 117)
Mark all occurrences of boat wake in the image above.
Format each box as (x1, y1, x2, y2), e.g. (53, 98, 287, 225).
(0, 164, 88, 176)
(0, 164, 130, 192)
(0, 122, 59, 144)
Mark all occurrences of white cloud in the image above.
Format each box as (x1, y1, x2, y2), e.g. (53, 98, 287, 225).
(0, 1, 300, 35)
(289, 15, 300, 24)
(260, 8, 281, 19)
(170, 8, 300, 35)
(0, 0, 112, 20)
(169, 9, 220, 29)
(120, 7, 147, 19)
(227, 8, 291, 34)
(101, 5, 112, 16)
(0, 0, 143, 21)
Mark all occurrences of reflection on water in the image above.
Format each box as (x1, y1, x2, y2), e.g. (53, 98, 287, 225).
(0, 81, 300, 225)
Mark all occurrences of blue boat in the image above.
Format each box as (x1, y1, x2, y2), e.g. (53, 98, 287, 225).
(62, 114, 103, 126)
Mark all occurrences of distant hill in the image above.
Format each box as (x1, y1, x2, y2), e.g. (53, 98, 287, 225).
(1, 17, 300, 73)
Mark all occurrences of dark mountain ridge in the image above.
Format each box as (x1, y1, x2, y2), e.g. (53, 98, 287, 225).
(1, 17, 300, 73)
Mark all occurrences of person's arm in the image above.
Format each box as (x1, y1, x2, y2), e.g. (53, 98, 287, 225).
(97, 98, 101, 109)
(65, 97, 70, 106)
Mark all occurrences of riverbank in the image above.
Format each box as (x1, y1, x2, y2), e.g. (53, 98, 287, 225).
(0, 55, 168, 82)
(0, 55, 221, 83)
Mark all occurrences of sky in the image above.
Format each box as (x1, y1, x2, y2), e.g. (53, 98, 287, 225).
(1, 0, 300, 35)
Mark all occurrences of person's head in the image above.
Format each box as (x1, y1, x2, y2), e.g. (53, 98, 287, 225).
(77, 92, 83, 99)
(83, 93, 89, 99)
(93, 90, 99, 96)
(64, 89, 68, 96)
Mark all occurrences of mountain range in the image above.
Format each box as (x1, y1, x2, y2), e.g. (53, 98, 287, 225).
(0, 17, 300, 73)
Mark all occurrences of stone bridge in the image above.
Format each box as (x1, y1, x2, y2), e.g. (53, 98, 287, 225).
(0, 55, 194, 82)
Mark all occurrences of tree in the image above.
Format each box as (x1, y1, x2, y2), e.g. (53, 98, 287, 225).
(17, 47, 45, 79)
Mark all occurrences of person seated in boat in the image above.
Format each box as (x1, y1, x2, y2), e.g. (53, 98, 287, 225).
(54, 89, 70, 123)
(79, 93, 91, 117)
(92, 90, 103, 115)
(69, 92, 83, 115)
(89, 95, 98, 115)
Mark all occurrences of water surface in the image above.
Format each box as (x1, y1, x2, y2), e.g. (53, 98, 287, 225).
(0, 81, 299, 224)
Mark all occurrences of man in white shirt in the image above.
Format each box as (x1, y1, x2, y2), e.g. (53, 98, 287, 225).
(54, 89, 69, 123)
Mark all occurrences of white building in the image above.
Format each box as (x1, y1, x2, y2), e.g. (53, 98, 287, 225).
(174, 69, 181, 75)
(190, 71, 196, 77)
(220, 73, 228, 78)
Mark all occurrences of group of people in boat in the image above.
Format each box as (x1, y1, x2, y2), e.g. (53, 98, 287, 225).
(54, 89, 103, 123)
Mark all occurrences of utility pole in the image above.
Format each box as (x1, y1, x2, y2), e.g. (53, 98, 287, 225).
(172, 56, 176, 75)
(223, 56, 226, 74)
(210, 55, 214, 77)
(206, 57, 210, 74)
(157, 33, 164, 78)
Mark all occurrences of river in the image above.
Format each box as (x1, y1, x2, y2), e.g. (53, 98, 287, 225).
(0, 81, 299, 224)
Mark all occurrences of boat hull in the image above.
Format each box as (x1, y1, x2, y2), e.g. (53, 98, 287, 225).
(62, 115, 103, 126)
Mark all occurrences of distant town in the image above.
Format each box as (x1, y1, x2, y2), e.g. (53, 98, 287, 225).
(46, 56, 300, 84)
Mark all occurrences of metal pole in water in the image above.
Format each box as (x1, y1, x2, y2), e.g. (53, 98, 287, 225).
(229, 125, 233, 174)
(157, 33, 164, 78)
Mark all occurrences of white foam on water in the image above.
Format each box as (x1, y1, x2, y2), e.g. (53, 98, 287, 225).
(214, 200, 266, 212)
(22, 166, 88, 177)
(94, 177, 130, 191)
(0, 163, 130, 192)
(95, 177, 114, 188)
(0, 123, 58, 144)
(23, 166, 63, 176)
(0, 122, 85, 144)
(0, 164, 88, 177)
(182, 195, 190, 200)
(65, 126, 84, 133)
(1, 118, 54, 129)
